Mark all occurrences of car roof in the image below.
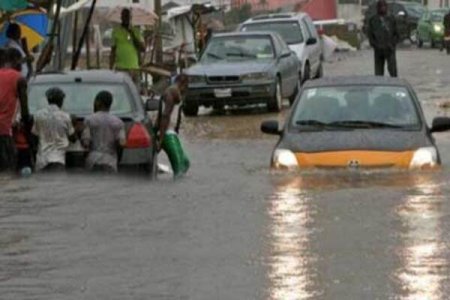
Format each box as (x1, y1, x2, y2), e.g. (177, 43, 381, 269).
(30, 69, 129, 84)
(243, 12, 307, 24)
(303, 76, 412, 88)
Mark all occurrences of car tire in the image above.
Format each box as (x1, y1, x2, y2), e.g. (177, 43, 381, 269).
(418, 38, 423, 48)
(315, 63, 323, 79)
(268, 78, 282, 112)
(303, 62, 311, 83)
(289, 75, 301, 106)
(142, 152, 158, 180)
(183, 103, 199, 117)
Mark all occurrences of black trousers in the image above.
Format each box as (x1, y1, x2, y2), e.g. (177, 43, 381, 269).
(374, 48, 398, 77)
(0, 136, 16, 173)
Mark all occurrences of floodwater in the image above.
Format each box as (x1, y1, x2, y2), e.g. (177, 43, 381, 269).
(2, 49, 450, 299)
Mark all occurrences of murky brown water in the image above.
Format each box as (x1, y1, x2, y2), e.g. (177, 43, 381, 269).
(2, 49, 450, 299)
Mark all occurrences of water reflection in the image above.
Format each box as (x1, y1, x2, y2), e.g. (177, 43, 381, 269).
(396, 178, 447, 300)
(267, 179, 319, 299)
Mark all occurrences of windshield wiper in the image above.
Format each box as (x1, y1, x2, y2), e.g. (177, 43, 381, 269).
(329, 120, 405, 129)
(226, 52, 257, 59)
(206, 53, 223, 60)
(296, 120, 329, 126)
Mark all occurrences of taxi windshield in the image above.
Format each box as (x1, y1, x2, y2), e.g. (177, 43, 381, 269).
(292, 85, 421, 130)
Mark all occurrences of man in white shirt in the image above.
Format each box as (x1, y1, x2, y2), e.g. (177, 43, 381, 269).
(6, 23, 32, 80)
(32, 88, 77, 172)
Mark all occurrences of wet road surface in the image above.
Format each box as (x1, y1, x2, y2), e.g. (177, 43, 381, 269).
(2, 48, 450, 299)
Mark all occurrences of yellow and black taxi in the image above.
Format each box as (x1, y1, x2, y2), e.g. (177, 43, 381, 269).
(261, 76, 450, 170)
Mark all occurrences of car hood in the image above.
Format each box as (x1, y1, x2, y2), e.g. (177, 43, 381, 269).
(280, 129, 431, 153)
(288, 43, 306, 62)
(185, 60, 273, 76)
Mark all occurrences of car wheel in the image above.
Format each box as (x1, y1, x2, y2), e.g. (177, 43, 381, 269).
(268, 78, 282, 112)
(289, 75, 301, 106)
(303, 62, 311, 83)
(183, 103, 199, 117)
(418, 38, 423, 48)
(315, 63, 323, 79)
(143, 151, 158, 180)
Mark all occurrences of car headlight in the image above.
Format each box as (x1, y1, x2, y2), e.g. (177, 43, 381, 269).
(241, 72, 271, 81)
(188, 75, 205, 84)
(273, 149, 298, 169)
(410, 147, 438, 169)
(434, 24, 443, 32)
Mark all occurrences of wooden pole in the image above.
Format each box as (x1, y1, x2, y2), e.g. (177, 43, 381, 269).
(72, 0, 79, 63)
(71, 0, 97, 70)
(154, 0, 163, 64)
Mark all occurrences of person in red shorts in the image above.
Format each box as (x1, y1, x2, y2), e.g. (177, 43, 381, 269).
(0, 48, 29, 173)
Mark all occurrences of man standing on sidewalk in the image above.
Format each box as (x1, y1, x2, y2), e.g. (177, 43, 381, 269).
(367, 0, 400, 77)
(109, 8, 145, 87)
(0, 48, 29, 173)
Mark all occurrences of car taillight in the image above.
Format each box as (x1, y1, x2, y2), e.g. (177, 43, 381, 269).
(126, 123, 151, 148)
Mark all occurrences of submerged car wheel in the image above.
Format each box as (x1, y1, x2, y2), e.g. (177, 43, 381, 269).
(268, 78, 282, 112)
(418, 38, 423, 48)
(303, 62, 311, 83)
(289, 76, 301, 106)
(183, 103, 199, 117)
(315, 63, 323, 79)
(142, 151, 158, 180)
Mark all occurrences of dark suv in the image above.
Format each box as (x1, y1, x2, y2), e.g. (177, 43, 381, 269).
(363, 1, 425, 42)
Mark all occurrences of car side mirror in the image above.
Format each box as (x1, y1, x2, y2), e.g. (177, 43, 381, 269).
(261, 120, 281, 135)
(431, 117, 450, 133)
(145, 98, 161, 112)
(280, 51, 291, 58)
(306, 37, 318, 45)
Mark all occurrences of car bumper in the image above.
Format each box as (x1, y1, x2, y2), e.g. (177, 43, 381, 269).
(65, 147, 153, 169)
(186, 83, 275, 107)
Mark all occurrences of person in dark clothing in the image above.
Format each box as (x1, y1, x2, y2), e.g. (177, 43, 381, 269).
(441, 10, 450, 52)
(367, 0, 400, 77)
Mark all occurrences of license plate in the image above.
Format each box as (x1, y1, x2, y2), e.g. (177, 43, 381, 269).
(214, 88, 232, 98)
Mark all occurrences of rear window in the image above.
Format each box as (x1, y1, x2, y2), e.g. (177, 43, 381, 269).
(29, 83, 134, 115)
(241, 21, 304, 45)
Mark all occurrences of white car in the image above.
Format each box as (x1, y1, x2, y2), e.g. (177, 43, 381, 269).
(239, 13, 323, 84)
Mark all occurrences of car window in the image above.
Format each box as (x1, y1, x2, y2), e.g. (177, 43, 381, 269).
(304, 17, 318, 38)
(291, 85, 421, 129)
(241, 21, 304, 45)
(302, 19, 313, 39)
(29, 83, 134, 115)
(201, 36, 275, 62)
(430, 10, 446, 22)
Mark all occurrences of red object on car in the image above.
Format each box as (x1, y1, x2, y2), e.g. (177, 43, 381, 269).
(126, 123, 152, 148)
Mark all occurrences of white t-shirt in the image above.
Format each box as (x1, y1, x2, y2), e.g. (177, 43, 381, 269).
(32, 105, 75, 171)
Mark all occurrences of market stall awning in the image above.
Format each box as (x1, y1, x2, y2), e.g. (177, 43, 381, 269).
(167, 3, 219, 20)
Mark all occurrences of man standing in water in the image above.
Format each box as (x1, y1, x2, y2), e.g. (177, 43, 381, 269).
(0, 48, 29, 173)
(110, 8, 145, 87)
(82, 91, 126, 172)
(157, 74, 190, 178)
(32, 88, 76, 172)
(367, 0, 399, 77)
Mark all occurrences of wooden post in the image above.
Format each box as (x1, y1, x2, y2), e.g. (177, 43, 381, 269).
(72, 0, 79, 63)
(154, 0, 163, 64)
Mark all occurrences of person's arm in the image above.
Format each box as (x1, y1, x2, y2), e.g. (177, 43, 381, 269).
(367, 17, 376, 49)
(158, 89, 176, 149)
(81, 120, 91, 149)
(117, 123, 126, 147)
(67, 115, 77, 143)
(128, 27, 145, 52)
(17, 78, 30, 124)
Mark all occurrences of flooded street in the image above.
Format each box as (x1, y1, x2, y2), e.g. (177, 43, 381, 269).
(3, 48, 450, 299)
